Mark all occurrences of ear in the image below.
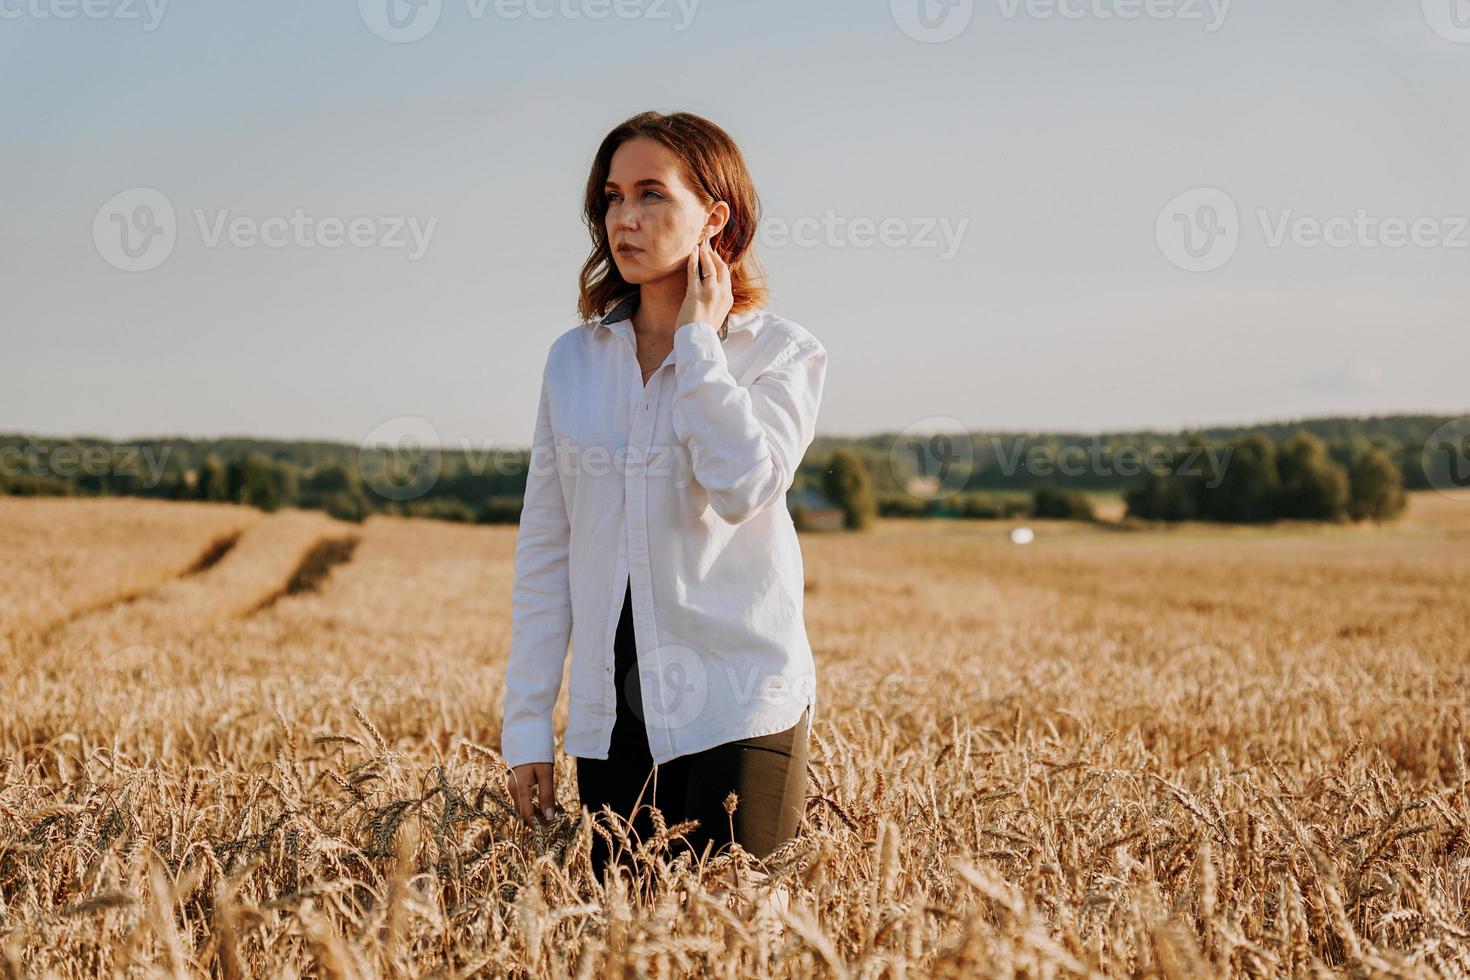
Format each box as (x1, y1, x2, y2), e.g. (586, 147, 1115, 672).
(704, 200, 731, 241)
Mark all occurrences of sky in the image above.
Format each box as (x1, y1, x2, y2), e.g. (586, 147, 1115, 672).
(3, 0, 1468, 450)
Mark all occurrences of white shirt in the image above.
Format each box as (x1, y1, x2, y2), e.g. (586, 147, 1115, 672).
(500, 293, 829, 768)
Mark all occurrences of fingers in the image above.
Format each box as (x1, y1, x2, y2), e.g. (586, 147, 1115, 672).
(508, 763, 556, 826)
(698, 238, 728, 287)
(532, 763, 555, 823)
(707, 238, 728, 278)
(508, 767, 534, 825)
(704, 238, 729, 285)
(690, 240, 712, 293)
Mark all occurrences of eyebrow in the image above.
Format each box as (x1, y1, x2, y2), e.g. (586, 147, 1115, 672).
(604, 178, 668, 189)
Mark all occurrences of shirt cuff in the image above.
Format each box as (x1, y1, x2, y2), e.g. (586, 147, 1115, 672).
(500, 719, 555, 770)
(674, 320, 725, 362)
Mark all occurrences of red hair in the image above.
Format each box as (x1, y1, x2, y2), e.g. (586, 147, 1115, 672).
(577, 111, 768, 323)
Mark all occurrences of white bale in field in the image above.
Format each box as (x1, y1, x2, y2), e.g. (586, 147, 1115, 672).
(1009, 526, 1034, 545)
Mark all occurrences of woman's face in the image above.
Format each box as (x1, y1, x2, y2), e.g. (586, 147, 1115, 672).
(604, 137, 726, 284)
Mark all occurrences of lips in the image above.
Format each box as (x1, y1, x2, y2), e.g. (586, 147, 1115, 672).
(616, 244, 642, 254)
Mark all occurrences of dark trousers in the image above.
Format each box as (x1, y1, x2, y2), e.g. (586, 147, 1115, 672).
(574, 577, 810, 884)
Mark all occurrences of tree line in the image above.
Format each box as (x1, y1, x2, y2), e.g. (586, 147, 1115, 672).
(1121, 432, 1406, 524)
(0, 414, 1441, 527)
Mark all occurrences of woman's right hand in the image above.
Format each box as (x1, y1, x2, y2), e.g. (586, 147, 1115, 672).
(507, 761, 557, 826)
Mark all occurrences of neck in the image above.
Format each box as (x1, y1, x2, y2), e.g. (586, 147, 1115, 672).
(630, 276, 686, 340)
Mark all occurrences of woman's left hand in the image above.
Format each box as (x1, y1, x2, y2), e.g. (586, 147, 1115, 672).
(676, 236, 734, 337)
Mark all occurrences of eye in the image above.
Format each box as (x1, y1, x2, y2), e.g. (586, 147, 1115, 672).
(604, 189, 663, 204)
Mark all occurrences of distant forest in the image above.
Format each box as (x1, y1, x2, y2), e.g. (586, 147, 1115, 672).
(0, 414, 1459, 526)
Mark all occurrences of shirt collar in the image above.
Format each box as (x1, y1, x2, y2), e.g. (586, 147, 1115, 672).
(594, 292, 763, 339)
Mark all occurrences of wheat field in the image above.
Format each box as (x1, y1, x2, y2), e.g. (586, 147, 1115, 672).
(1, 494, 1467, 977)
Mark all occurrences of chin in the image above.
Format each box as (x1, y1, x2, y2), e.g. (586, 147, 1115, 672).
(613, 256, 670, 284)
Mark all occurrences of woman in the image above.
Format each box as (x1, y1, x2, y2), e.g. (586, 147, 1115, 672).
(500, 110, 829, 888)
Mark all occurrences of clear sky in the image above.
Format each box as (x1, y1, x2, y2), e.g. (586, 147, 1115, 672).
(3, 0, 1467, 449)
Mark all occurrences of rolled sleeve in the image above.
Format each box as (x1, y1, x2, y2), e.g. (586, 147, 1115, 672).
(499, 363, 573, 768)
(670, 320, 828, 525)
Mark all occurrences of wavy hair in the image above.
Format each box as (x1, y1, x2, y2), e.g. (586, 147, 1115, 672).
(577, 110, 768, 323)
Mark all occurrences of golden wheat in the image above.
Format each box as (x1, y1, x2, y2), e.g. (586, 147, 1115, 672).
(0, 494, 1466, 977)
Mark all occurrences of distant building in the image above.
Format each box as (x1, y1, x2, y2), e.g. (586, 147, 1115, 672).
(787, 487, 845, 530)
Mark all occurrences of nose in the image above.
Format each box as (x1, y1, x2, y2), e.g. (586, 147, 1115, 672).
(610, 211, 638, 236)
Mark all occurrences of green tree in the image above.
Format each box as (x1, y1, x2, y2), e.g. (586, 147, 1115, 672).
(229, 454, 283, 512)
(1125, 473, 1191, 520)
(1349, 446, 1408, 523)
(1032, 483, 1095, 520)
(305, 463, 355, 494)
(1276, 431, 1349, 521)
(323, 490, 366, 523)
(198, 455, 230, 502)
(1124, 434, 1216, 521)
(477, 496, 523, 525)
(823, 449, 876, 530)
(305, 463, 366, 519)
(405, 497, 475, 523)
(1204, 434, 1280, 523)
